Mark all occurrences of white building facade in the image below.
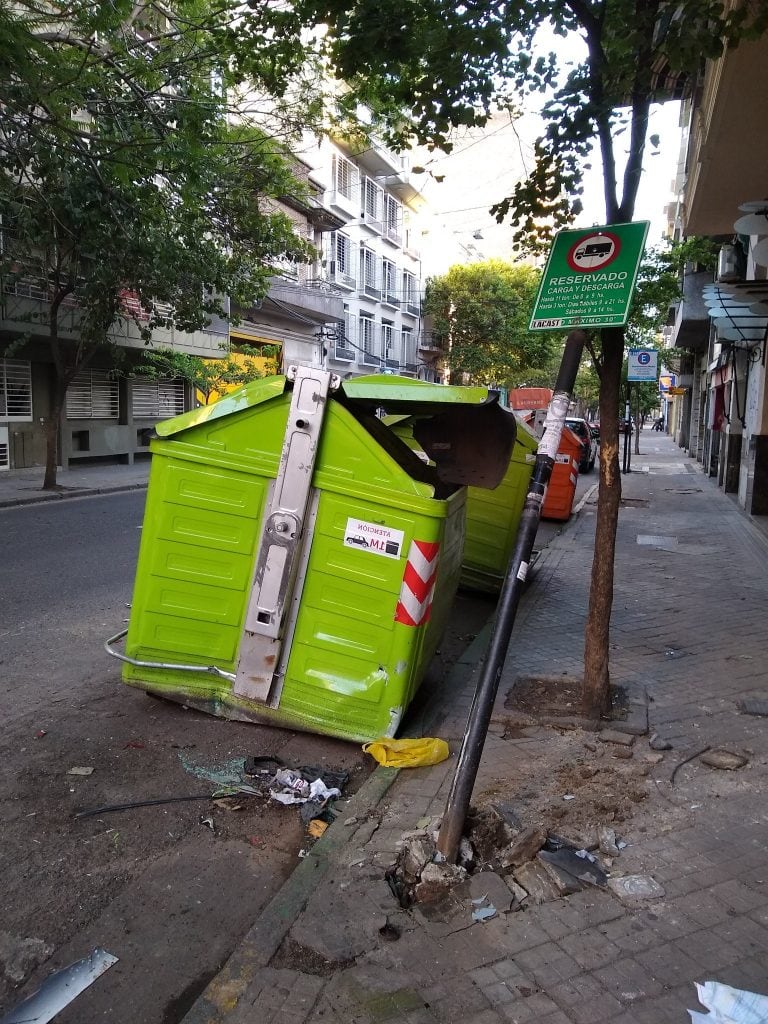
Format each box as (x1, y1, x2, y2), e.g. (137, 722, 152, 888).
(294, 133, 432, 379)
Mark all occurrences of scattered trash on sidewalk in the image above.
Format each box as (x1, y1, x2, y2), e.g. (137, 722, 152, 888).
(700, 749, 749, 771)
(66, 767, 95, 776)
(688, 980, 768, 1024)
(607, 874, 666, 901)
(199, 815, 216, 832)
(269, 773, 340, 807)
(269, 768, 311, 802)
(34, 730, 47, 740)
(0, 947, 118, 1024)
(363, 736, 450, 768)
(307, 819, 328, 839)
(471, 900, 497, 922)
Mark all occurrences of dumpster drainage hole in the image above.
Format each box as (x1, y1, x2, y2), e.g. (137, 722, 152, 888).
(256, 611, 271, 623)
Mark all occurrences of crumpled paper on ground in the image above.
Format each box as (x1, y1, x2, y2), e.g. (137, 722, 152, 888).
(270, 778, 341, 806)
(689, 981, 768, 1023)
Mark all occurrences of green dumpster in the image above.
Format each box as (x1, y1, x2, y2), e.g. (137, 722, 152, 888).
(108, 367, 515, 743)
(385, 409, 536, 594)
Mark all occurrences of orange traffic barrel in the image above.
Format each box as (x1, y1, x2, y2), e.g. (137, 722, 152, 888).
(542, 426, 581, 521)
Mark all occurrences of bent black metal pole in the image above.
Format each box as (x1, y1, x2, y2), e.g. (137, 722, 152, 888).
(436, 329, 587, 863)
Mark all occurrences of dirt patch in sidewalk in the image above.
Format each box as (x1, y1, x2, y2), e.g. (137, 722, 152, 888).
(503, 674, 630, 728)
(478, 731, 652, 848)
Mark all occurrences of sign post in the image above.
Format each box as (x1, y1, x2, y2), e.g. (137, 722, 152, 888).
(529, 222, 649, 332)
(625, 348, 659, 474)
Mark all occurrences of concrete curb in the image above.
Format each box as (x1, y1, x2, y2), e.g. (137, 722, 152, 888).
(0, 482, 148, 509)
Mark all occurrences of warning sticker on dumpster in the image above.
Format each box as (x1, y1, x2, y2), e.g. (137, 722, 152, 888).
(344, 518, 404, 559)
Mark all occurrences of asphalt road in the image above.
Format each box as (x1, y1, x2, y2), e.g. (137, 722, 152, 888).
(0, 491, 145, 726)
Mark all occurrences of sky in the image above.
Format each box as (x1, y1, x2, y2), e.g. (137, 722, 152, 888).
(417, 24, 684, 276)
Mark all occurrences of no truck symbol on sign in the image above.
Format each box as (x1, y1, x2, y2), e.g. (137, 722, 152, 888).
(529, 221, 649, 331)
(567, 232, 619, 271)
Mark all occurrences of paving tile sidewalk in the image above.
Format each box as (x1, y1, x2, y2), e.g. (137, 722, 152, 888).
(0, 461, 150, 507)
(181, 433, 768, 1024)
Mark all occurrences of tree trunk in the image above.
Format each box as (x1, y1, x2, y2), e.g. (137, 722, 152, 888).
(42, 384, 65, 490)
(582, 327, 624, 717)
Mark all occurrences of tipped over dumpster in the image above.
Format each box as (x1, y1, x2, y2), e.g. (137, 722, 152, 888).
(107, 367, 516, 743)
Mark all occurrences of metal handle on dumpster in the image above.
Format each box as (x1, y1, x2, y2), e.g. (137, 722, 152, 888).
(234, 365, 340, 705)
(104, 628, 237, 682)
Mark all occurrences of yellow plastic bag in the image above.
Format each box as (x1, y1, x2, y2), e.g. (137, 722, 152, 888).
(362, 737, 450, 768)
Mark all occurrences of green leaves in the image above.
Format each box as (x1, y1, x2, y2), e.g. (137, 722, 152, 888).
(134, 344, 280, 403)
(424, 260, 557, 386)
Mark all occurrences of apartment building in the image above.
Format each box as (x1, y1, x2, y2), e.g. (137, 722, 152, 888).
(667, 28, 768, 518)
(292, 132, 433, 380)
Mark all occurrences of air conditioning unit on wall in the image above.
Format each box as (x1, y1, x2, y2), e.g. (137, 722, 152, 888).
(717, 245, 740, 283)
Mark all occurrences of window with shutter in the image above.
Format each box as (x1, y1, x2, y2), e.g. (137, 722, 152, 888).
(131, 379, 186, 419)
(0, 359, 32, 421)
(66, 370, 119, 419)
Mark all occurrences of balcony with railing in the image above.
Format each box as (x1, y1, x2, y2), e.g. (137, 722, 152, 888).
(265, 262, 345, 325)
(358, 319, 381, 368)
(359, 249, 382, 301)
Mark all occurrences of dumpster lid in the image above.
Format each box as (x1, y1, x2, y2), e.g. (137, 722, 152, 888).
(155, 375, 287, 438)
(340, 375, 491, 408)
(343, 376, 516, 489)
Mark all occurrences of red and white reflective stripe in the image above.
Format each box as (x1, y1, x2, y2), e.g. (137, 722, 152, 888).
(395, 540, 440, 626)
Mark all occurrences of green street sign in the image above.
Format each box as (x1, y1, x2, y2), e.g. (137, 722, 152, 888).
(529, 221, 649, 331)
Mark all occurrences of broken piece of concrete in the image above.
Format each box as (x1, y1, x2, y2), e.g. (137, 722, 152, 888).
(414, 862, 467, 904)
(400, 838, 435, 883)
(598, 826, 619, 857)
(513, 860, 562, 904)
(469, 871, 514, 914)
(599, 730, 634, 746)
(498, 826, 547, 870)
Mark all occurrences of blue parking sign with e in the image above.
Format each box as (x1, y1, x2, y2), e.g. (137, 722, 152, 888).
(628, 348, 658, 382)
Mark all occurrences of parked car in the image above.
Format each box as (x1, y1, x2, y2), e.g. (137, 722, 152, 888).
(588, 421, 600, 441)
(565, 417, 598, 472)
(619, 417, 635, 434)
